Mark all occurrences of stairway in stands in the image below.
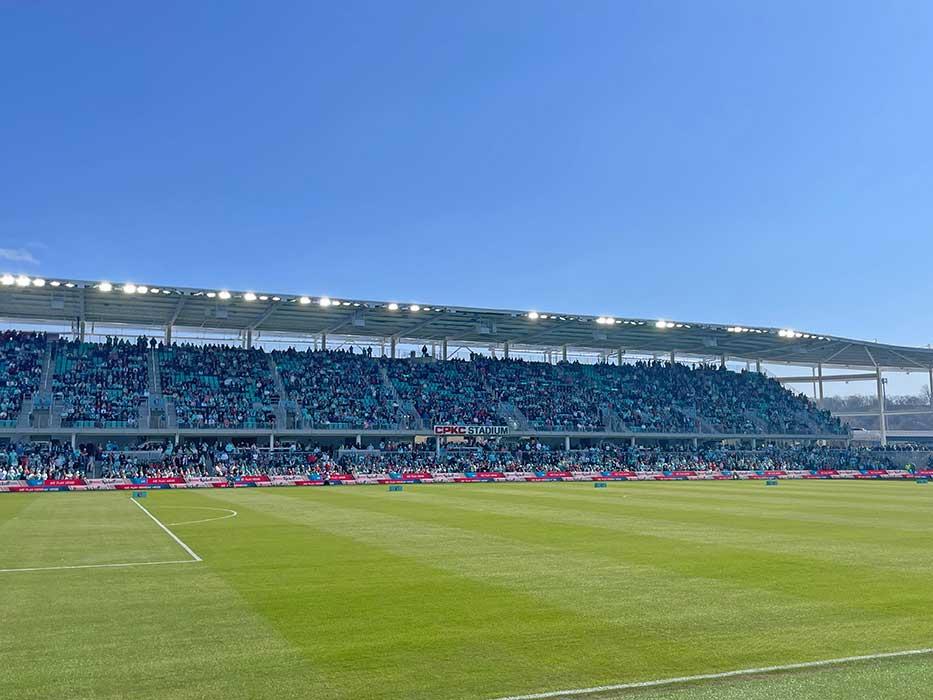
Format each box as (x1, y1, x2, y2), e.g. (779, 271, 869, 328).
(19, 334, 59, 429)
(379, 366, 424, 429)
(266, 354, 288, 428)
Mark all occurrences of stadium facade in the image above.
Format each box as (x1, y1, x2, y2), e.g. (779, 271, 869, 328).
(0, 273, 930, 447)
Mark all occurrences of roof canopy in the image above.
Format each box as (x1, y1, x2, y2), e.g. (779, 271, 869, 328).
(0, 275, 929, 371)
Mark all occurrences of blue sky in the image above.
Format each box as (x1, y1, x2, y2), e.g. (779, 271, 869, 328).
(2, 1, 931, 363)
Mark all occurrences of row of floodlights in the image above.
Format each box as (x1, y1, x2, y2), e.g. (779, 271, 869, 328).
(527, 311, 690, 330)
(0, 275, 76, 288)
(0, 277, 830, 340)
(731, 325, 828, 341)
(94, 282, 432, 311)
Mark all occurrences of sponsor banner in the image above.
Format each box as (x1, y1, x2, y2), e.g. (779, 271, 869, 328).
(327, 473, 356, 481)
(293, 479, 327, 486)
(433, 425, 510, 437)
(9, 485, 70, 492)
(237, 474, 271, 483)
(44, 478, 86, 487)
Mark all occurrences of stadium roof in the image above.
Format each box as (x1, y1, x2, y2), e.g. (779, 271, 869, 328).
(1, 274, 930, 371)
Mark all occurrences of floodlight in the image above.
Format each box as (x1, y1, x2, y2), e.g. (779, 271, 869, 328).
(218, 290, 231, 300)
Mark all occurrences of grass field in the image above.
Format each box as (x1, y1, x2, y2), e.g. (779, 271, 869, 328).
(2, 481, 932, 699)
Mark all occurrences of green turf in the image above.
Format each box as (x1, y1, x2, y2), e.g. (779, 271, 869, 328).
(1, 481, 931, 699)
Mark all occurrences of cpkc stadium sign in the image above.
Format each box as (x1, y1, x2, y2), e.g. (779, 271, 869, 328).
(433, 425, 510, 437)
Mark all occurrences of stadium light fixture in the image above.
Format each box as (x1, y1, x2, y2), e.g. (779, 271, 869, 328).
(299, 296, 311, 305)
(258, 295, 268, 301)
(218, 290, 231, 300)
(272, 296, 281, 302)
(32, 278, 46, 287)
(65, 282, 76, 288)
(527, 311, 539, 320)
(387, 303, 399, 311)
(136, 285, 148, 294)
(15, 275, 30, 287)
(409, 304, 420, 312)
(149, 287, 160, 293)
(1, 274, 15, 286)
(123, 283, 137, 294)
(655, 320, 675, 329)
(243, 292, 257, 301)
(98, 281, 113, 292)
(49, 280, 61, 287)
(319, 297, 332, 307)
(206, 292, 217, 298)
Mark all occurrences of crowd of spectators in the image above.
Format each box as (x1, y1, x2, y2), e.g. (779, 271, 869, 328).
(53, 337, 148, 427)
(0, 333, 850, 436)
(0, 330, 45, 424)
(0, 441, 95, 481)
(159, 344, 277, 429)
(3, 438, 924, 481)
(273, 348, 410, 429)
(385, 357, 505, 427)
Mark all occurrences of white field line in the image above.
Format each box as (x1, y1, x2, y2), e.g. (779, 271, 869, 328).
(0, 559, 198, 574)
(490, 647, 933, 700)
(130, 498, 202, 562)
(161, 506, 238, 527)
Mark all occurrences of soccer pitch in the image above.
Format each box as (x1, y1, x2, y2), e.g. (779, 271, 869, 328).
(2, 482, 932, 700)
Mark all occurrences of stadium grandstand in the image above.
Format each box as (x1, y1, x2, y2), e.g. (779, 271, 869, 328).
(1, 274, 933, 485)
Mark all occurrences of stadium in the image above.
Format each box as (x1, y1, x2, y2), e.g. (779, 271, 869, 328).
(3, 275, 933, 699)
(6, 3, 933, 699)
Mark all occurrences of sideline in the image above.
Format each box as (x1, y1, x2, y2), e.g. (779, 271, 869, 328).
(489, 647, 933, 699)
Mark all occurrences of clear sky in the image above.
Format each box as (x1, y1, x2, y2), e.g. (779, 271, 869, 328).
(2, 1, 931, 368)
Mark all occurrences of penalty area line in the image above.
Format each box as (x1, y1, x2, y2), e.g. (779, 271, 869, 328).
(0, 559, 198, 574)
(490, 646, 933, 699)
(130, 497, 202, 562)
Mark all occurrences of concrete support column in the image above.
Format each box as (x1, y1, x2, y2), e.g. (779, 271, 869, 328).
(442, 338, 448, 361)
(562, 345, 568, 362)
(617, 348, 623, 365)
(245, 328, 253, 349)
(504, 342, 510, 359)
(165, 324, 173, 345)
(876, 367, 887, 446)
(269, 433, 274, 449)
(78, 319, 86, 342)
(817, 363, 824, 403)
(720, 354, 727, 369)
(756, 359, 762, 373)
(669, 351, 676, 365)
(436, 437, 442, 458)
(564, 436, 570, 451)
(321, 332, 327, 351)
(71, 433, 77, 449)
(390, 336, 397, 358)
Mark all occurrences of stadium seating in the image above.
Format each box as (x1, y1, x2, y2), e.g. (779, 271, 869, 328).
(158, 344, 277, 429)
(272, 348, 410, 429)
(0, 330, 45, 426)
(0, 332, 848, 436)
(52, 337, 148, 428)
